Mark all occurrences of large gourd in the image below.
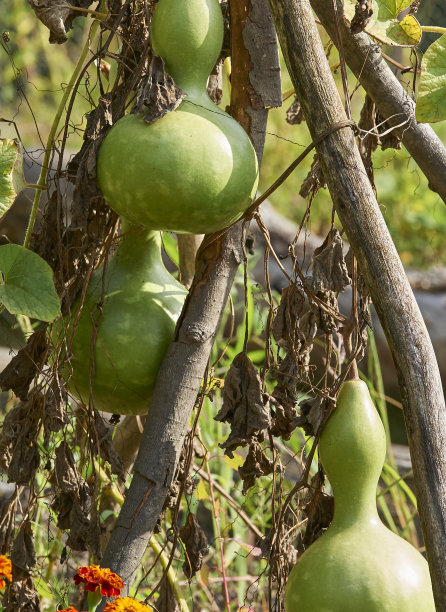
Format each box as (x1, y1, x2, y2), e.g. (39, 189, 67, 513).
(285, 379, 435, 611)
(56, 220, 186, 415)
(96, 0, 259, 235)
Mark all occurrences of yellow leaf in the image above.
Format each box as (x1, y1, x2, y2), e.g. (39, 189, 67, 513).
(195, 480, 209, 501)
(199, 564, 210, 586)
(223, 453, 244, 470)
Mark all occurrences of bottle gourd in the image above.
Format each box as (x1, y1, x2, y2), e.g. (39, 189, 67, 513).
(96, 0, 259, 235)
(56, 220, 186, 415)
(285, 379, 435, 611)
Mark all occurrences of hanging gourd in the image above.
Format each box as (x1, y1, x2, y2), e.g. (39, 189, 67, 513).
(55, 220, 186, 415)
(285, 379, 435, 611)
(96, 0, 259, 235)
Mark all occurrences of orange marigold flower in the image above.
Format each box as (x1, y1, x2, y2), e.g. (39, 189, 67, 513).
(0, 555, 12, 583)
(103, 596, 153, 611)
(73, 564, 123, 597)
(59, 607, 87, 612)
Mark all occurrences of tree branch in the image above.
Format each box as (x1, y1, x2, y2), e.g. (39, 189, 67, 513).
(268, 0, 446, 608)
(98, 0, 281, 597)
(310, 0, 446, 204)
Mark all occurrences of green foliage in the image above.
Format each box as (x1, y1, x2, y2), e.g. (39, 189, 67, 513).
(416, 34, 446, 123)
(0, 243, 60, 321)
(0, 138, 27, 217)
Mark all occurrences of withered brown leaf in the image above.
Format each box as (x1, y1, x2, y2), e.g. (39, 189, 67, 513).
(238, 439, 276, 494)
(215, 353, 270, 457)
(11, 521, 36, 580)
(179, 513, 209, 579)
(350, 0, 373, 34)
(311, 228, 351, 294)
(0, 391, 43, 484)
(302, 472, 334, 548)
(2, 575, 40, 611)
(295, 396, 329, 437)
(0, 330, 48, 401)
(27, 0, 95, 44)
(134, 55, 186, 125)
(286, 97, 304, 125)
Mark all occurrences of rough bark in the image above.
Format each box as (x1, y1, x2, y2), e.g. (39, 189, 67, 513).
(268, 0, 446, 608)
(98, 0, 281, 596)
(310, 0, 446, 204)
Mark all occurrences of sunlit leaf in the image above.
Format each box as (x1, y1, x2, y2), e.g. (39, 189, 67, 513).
(416, 35, 446, 123)
(195, 480, 209, 501)
(0, 138, 27, 219)
(223, 452, 244, 470)
(344, 0, 421, 46)
(0, 244, 60, 322)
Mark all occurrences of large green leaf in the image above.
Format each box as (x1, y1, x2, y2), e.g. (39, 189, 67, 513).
(344, 0, 421, 46)
(0, 244, 60, 322)
(0, 138, 27, 219)
(416, 35, 446, 123)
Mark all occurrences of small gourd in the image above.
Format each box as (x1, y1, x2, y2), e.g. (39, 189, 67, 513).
(96, 0, 259, 235)
(56, 220, 186, 415)
(285, 379, 435, 611)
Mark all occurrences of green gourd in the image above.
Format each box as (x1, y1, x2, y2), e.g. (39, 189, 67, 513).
(96, 0, 259, 235)
(285, 379, 435, 611)
(56, 219, 186, 415)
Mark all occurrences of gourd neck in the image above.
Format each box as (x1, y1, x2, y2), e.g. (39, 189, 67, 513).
(319, 380, 387, 533)
(151, 0, 224, 108)
(330, 484, 380, 530)
(116, 219, 163, 267)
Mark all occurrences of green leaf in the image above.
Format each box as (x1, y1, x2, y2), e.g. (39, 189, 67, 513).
(344, 0, 421, 46)
(0, 244, 60, 322)
(416, 35, 446, 123)
(0, 139, 27, 219)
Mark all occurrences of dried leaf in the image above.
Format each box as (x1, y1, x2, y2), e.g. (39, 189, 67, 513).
(0, 392, 43, 484)
(272, 283, 306, 351)
(295, 396, 329, 437)
(51, 442, 100, 554)
(207, 58, 224, 105)
(11, 521, 36, 580)
(0, 494, 17, 553)
(134, 55, 186, 125)
(91, 409, 124, 479)
(215, 353, 270, 457)
(302, 472, 333, 548)
(156, 580, 180, 612)
(358, 95, 378, 188)
(179, 513, 209, 579)
(299, 155, 325, 199)
(311, 228, 351, 293)
(43, 379, 68, 438)
(350, 0, 373, 34)
(376, 109, 402, 151)
(27, 0, 95, 44)
(0, 330, 48, 400)
(310, 289, 339, 334)
(2, 575, 41, 611)
(238, 440, 276, 494)
(286, 97, 304, 125)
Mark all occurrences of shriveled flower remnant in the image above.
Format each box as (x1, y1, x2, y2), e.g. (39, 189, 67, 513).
(73, 564, 124, 597)
(0, 555, 12, 590)
(103, 596, 153, 611)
